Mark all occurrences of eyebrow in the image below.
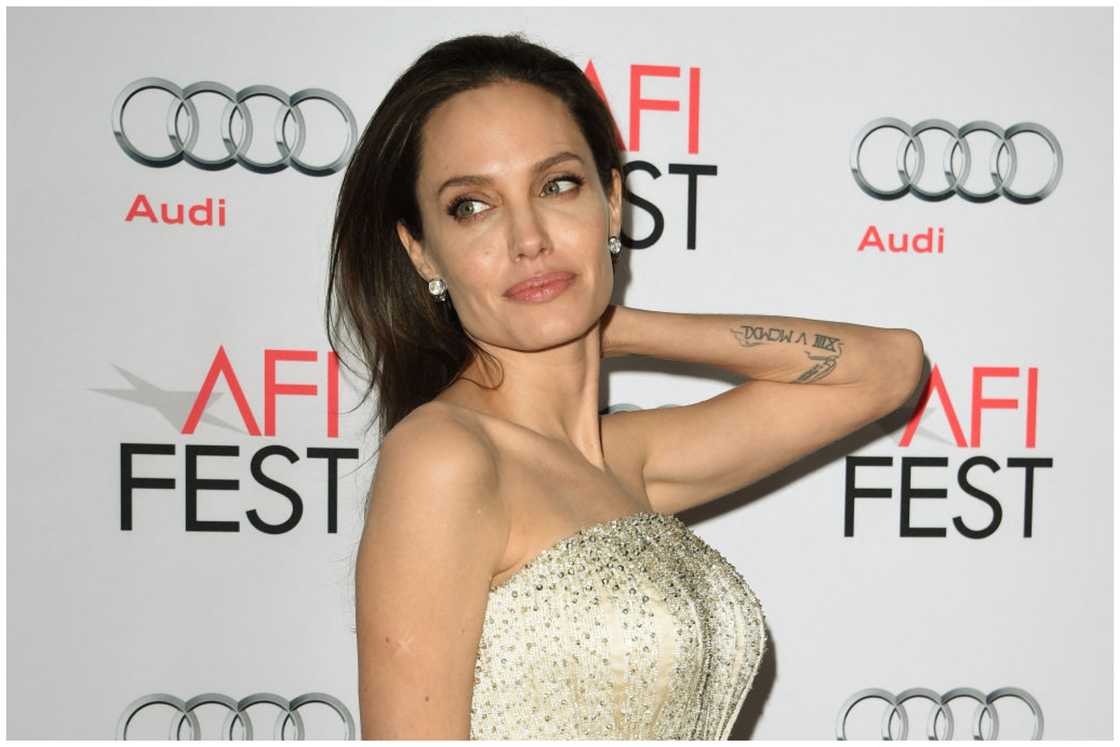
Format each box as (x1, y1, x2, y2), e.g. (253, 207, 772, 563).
(435, 151, 585, 198)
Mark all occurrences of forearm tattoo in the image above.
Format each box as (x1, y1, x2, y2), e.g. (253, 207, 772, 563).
(729, 323, 844, 383)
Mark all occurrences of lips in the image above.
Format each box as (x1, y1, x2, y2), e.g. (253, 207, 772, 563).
(504, 271, 575, 298)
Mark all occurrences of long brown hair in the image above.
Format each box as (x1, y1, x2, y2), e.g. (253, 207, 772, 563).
(325, 32, 624, 451)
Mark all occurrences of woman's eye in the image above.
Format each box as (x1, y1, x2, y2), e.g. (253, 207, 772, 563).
(544, 175, 584, 195)
(446, 175, 584, 223)
(447, 198, 488, 221)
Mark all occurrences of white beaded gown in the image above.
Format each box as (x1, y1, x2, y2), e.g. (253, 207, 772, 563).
(469, 511, 767, 740)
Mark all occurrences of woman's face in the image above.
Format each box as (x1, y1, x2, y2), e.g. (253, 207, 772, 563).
(398, 80, 622, 355)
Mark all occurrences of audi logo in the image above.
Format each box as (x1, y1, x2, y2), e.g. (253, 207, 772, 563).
(850, 117, 1062, 203)
(111, 77, 357, 176)
(116, 691, 355, 740)
(836, 686, 1043, 740)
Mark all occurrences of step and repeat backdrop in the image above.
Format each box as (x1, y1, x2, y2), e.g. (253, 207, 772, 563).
(6, 5, 1112, 740)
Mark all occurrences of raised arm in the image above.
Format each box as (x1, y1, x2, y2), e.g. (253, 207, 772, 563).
(599, 306, 926, 514)
(355, 410, 506, 739)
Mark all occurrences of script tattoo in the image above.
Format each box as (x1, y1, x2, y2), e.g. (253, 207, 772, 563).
(729, 324, 844, 383)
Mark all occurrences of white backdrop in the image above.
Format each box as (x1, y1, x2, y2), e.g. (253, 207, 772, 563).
(5, 5, 1112, 739)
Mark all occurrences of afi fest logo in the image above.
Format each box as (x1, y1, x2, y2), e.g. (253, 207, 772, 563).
(118, 346, 358, 534)
(582, 61, 715, 251)
(117, 62, 717, 251)
(844, 364, 1053, 539)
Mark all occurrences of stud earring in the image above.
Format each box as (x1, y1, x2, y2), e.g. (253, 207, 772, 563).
(428, 277, 448, 302)
(608, 235, 622, 255)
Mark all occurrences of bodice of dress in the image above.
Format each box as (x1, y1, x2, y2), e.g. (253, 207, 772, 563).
(469, 511, 766, 740)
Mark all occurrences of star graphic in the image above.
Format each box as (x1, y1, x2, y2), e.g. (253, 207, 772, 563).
(90, 363, 247, 434)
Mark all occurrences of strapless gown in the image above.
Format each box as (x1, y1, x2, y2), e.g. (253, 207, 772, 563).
(469, 511, 767, 740)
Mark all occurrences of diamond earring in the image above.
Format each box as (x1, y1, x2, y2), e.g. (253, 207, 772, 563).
(428, 277, 448, 302)
(608, 235, 622, 255)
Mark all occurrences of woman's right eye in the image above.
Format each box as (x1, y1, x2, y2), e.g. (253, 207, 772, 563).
(447, 197, 487, 222)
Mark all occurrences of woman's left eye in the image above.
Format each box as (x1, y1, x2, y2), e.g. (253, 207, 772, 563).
(544, 174, 584, 195)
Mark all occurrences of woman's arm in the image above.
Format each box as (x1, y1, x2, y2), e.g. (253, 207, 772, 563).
(601, 305, 921, 392)
(355, 409, 506, 739)
(598, 305, 926, 515)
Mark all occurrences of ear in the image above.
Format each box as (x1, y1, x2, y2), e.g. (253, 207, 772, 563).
(607, 168, 623, 236)
(396, 220, 439, 280)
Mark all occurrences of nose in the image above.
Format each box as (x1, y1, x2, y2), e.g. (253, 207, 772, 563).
(507, 199, 551, 261)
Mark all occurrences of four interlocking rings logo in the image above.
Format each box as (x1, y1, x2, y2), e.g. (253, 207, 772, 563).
(111, 77, 357, 176)
(850, 118, 1062, 203)
(836, 687, 1043, 740)
(117, 692, 355, 740)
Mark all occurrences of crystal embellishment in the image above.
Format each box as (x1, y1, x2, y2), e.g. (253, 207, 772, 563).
(469, 512, 767, 740)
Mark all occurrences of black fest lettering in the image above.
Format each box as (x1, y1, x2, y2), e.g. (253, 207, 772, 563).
(842, 364, 1054, 538)
(119, 346, 361, 534)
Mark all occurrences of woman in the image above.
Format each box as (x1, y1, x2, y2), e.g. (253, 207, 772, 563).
(328, 32, 925, 740)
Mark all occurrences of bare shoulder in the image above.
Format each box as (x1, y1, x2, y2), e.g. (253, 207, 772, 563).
(354, 402, 507, 739)
(381, 400, 499, 474)
(365, 401, 507, 551)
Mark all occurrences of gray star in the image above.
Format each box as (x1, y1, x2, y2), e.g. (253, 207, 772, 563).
(90, 363, 247, 434)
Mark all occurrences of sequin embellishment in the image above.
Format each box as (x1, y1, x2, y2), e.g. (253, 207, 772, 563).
(469, 512, 767, 740)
